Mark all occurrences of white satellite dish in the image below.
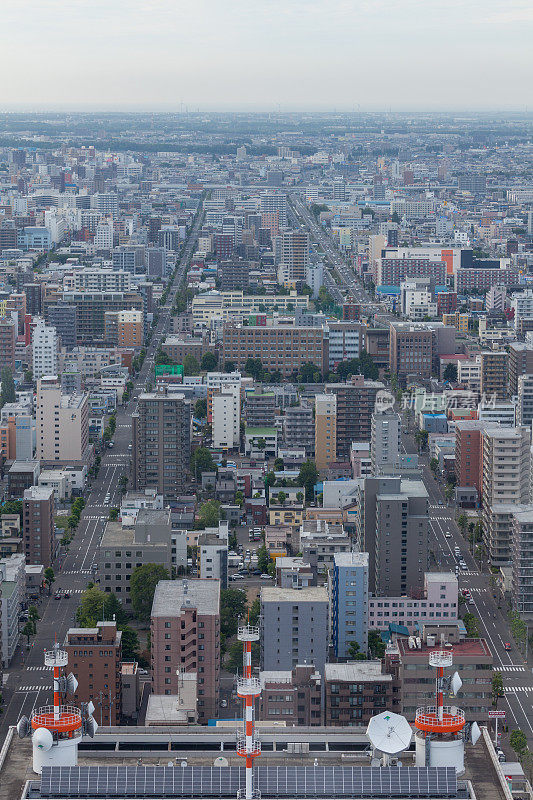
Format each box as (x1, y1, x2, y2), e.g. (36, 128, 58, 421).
(451, 672, 462, 696)
(366, 711, 412, 755)
(33, 727, 53, 752)
(449, 706, 458, 717)
(86, 701, 95, 716)
(470, 721, 481, 746)
(66, 673, 78, 694)
(17, 716, 30, 739)
(214, 757, 229, 768)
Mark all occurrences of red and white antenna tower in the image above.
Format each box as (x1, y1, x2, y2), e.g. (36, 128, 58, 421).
(236, 623, 261, 799)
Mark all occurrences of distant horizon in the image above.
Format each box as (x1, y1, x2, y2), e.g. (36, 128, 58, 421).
(0, 106, 531, 116)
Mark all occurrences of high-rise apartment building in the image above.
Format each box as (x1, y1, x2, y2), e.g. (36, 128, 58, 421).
(371, 408, 401, 475)
(132, 389, 191, 497)
(283, 403, 315, 454)
(245, 387, 276, 428)
(212, 384, 240, 450)
(314, 394, 337, 470)
(517, 374, 533, 427)
(508, 343, 533, 397)
(23, 486, 55, 568)
(389, 323, 433, 380)
(356, 477, 429, 596)
(260, 586, 329, 675)
(511, 509, 533, 617)
(0, 318, 16, 372)
(260, 192, 287, 227)
(104, 309, 143, 348)
(277, 230, 309, 281)
(47, 305, 78, 350)
(325, 376, 385, 460)
(454, 421, 486, 497)
(65, 620, 122, 725)
(151, 579, 220, 722)
(36, 377, 89, 462)
(32, 323, 58, 379)
(480, 351, 509, 400)
(482, 426, 530, 565)
(331, 552, 369, 659)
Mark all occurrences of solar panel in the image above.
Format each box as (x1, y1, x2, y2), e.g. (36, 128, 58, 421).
(39, 765, 458, 798)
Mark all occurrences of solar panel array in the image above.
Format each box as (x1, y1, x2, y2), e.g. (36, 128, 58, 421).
(39, 765, 458, 798)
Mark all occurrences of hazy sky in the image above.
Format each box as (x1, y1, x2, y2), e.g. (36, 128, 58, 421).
(1, 0, 532, 111)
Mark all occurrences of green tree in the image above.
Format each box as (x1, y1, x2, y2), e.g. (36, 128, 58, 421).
(1, 367, 16, 404)
(235, 490, 244, 508)
(28, 606, 40, 622)
(0, 500, 23, 522)
(443, 363, 458, 382)
(299, 362, 321, 383)
(201, 352, 218, 371)
(492, 672, 504, 707)
(244, 358, 263, 381)
(415, 429, 429, 452)
(220, 588, 247, 640)
(249, 598, 260, 626)
(130, 564, 170, 622)
(348, 641, 367, 660)
(183, 355, 200, 376)
(44, 567, 55, 595)
(256, 437, 266, 451)
(298, 460, 319, 502)
(368, 630, 386, 658)
(462, 612, 480, 637)
(510, 729, 528, 759)
(429, 458, 439, 476)
(265, 471, 276, 489)
(273, 458, 284, 471)
(76, 587, 126, 627)
(225, 639, 245, 672)
(196, 500, 221, 529)
(224, 361, 236, 373)
(121, 626, 140, 661)
(109, 508, 119, 520)
(194, 398, 207, 419)
(191, 447, 216, 478)
(457, 514, 468, 535)
(257, 545, 270, 573)
(22, 620, 36, 647)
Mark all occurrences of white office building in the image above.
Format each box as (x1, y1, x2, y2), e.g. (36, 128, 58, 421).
(32, 323, 58, 379)
(212, 383, 240, 450)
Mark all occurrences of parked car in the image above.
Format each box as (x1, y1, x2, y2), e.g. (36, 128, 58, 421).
(260, 573, 272, 580)
(504, 642, 511, 651)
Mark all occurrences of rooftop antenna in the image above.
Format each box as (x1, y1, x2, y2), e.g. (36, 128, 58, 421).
(366, 710, 412, 766)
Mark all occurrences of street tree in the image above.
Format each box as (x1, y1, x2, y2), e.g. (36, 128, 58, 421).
(298, 460, 319, 502)
(130, 564, 170, 622)
(220, 588, 247, 641)
(196, 500, 221, 529)
(492, 672, 504, 707)
(510, 729, 528, 758)
(76, 587, 126, 627)
(22, 621, 36, 647)
(44, 567, 55, 595)
(201, 352, 218, 371)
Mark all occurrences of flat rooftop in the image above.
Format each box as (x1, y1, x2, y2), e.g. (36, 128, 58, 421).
(261, 586, 329, 603)
(151, 579, 220, 617)
(324, 662, 392, 682)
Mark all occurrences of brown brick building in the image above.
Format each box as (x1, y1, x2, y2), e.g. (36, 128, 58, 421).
(325, 376, 385, 459)
(0, 317, 16, 372)
(389, 323, 433, 381)
(151, 579, 220, 723)
(222, 324, 326, 377)
(480, 350, 509, 400)
(23, 486, 55, 568)
(65, 620, 122, 725)
(454, 421, 486, 498)
(324, 662, 399, 727)
(259, 664, 322, 726)
(508, 343, 533, 397)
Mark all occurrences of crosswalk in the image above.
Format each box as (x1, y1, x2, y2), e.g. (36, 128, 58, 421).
(457, 571, 479, 576)
(498, 665, 526, 672)
(26, 666, 49, 672)
(82, 515, 107, 521)
(16, 685, 48, 692)
(62, 570, 91, 576)
(505, 686, 533, 692)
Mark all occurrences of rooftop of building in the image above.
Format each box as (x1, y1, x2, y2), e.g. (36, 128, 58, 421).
(9, 460, 39, 474)
(333, 551, 369, 567)
(396, 636, 492, 660)
(23, 486, 53, 501)
(324, 662, 392, 682)
(261, 586, 329, 603)
(151, 579, 220, 617)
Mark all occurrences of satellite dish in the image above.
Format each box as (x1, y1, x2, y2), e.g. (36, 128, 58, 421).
(17, 716, 30, 739)
(168, 761, 173, 768)
(214, 756, 229, 768)
(85, 717, 98, 738)
(471, 721, 481, 746)
(451, 672, 462, 696)
(449, 706, 458, 717)
(66, 673, 78, 694)
(33, 727, 53, 752)
(181, 761, 188, 768)
(86, 701, 95, 716)
(366, 711, 412, 755)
